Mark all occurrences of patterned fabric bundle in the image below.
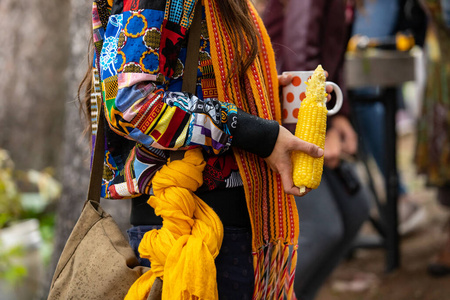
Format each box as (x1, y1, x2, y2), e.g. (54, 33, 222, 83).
(91, 0, 242, 199)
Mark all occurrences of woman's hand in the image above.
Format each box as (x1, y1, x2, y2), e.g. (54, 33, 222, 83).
(278, 72, 294, 87)
(264, 125, 324, 197)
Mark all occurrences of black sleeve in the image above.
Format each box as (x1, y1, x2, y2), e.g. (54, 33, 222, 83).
(231, 109, 280, 158)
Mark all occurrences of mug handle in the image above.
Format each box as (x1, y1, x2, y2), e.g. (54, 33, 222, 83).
(325, 81, 343, 116)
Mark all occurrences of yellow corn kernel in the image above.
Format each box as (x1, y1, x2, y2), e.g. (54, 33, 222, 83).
(292, 65, 328, 193)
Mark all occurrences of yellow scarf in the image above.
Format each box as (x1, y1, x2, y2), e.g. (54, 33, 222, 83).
(125, 148, 223, 299)
(126, 0, 299, 299)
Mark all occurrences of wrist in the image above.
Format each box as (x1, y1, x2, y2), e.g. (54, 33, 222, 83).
(232, 109, 280, 158)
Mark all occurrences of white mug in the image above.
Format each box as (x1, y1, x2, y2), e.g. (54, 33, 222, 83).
(282, 71, 343, 124)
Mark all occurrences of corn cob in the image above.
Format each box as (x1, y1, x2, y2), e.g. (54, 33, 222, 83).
(292, 65, 328, 193)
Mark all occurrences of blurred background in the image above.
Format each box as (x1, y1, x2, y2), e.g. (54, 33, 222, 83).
(0, 0, 449, 299)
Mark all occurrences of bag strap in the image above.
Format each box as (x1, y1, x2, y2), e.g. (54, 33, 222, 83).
(87, 107, 105, 203)
(170, 1, 202, 162)
(182, 1, 202, 94)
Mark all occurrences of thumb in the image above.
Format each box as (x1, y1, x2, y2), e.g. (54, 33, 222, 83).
(293, 139, 324, 158)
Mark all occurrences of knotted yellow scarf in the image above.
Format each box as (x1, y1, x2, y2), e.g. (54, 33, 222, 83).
(125, 148, 223, 299)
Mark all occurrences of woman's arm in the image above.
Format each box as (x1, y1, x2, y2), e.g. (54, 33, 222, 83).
(100, 6, 321, 166)
(105, 74, 239, 155)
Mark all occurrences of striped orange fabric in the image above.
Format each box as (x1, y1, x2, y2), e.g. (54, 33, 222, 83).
(204, 1, 299, 298)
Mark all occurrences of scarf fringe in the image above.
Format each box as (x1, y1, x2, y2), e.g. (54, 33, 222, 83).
(252, 241, 298, 300)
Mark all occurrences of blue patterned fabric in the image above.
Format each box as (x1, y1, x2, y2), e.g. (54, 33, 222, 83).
(92, 1, 243, 199)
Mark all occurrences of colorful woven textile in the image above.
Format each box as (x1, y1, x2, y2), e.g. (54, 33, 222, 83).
(204, 1, 298, 298)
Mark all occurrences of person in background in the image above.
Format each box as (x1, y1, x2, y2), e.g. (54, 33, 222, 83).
(415, 0, 450, 277)
(264, 0, 371, 299)
(349, 0, 428, 236)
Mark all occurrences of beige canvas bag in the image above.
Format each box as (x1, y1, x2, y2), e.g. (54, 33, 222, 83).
(47, 112, 149, 299)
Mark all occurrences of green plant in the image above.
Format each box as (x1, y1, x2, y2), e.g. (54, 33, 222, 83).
(0, 241, 27, 286)
(0, 150, 27, 285)
(0, 149, 23, 229)
(0, 149, 61, 286)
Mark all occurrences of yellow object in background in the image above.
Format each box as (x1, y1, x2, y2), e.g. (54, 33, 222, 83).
(292, 65, 327, 193)
(395, 32, 415, 52)
(347, 32, 415, 52)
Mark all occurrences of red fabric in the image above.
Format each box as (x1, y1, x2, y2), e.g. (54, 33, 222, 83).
(158, 19, 188, 77)
(123, 0, 140, 12)
(153, 107, 189, 147)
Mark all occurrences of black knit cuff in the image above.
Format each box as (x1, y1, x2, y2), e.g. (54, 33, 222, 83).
(231, 109, 279, 158)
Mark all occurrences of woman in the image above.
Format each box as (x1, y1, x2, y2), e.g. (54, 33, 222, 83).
(82, 0, 328, 299)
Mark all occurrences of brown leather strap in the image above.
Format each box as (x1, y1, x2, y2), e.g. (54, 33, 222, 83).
(170, 0, 202, 163)
(87, 107, 105, 203)
(147, 277, 163, 300)
(182, 1, 202, 94)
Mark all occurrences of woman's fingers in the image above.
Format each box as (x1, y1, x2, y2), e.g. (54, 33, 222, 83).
(325, 84, 333, 102)
(293, 138, 324, 158)
(278, 73, 293, 87)
(278, 163, 312, 197)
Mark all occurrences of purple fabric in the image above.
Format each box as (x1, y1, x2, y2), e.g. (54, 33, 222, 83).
(263, 0, 351, 117)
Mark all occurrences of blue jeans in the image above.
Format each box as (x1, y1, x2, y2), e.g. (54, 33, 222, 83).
(127, 225, 254, 300)
(353, 100, 407, 195)
(352, 0, 399, 38)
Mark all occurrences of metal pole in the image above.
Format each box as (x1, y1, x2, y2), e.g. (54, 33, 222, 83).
(383, 87, 400, 272)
